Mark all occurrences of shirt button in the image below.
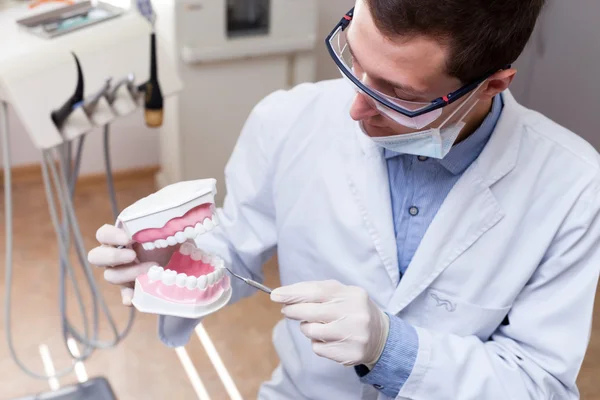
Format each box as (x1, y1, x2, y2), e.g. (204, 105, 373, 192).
(374, 384, 384, 390)
(418, 156, 428, 161)
(409, 206, 419, 216)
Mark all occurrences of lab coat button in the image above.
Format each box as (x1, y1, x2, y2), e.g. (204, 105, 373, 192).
(409, 206, 419, 216)
(418, 156, 428, 161)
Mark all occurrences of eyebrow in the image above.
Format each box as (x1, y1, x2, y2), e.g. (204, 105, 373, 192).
(346, 36, 427, 97)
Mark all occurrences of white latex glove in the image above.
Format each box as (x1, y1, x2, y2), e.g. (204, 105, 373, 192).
(87, 224, 176, 306)
(270, 280, 390, 368)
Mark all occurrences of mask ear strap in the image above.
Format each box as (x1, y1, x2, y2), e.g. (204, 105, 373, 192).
(437, 81, 486, 129)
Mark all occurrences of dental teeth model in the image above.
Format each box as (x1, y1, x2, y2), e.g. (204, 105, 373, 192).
(116, 179, 232, 318)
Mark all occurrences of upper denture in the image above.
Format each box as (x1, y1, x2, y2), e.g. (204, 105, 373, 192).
(133, 203, 213, 243)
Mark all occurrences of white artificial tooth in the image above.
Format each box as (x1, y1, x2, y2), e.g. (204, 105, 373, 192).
(157, 239, 168, 248)
(175, 232, 186, 243)
(186, 276, 197, 290)
(195, 222, 206, 235)
(184, 227, 195, 239)
(180, 242, 194, 256)
(215, 259, 225, 269)
(197, 275, 207, 290)
(146, 242, 156, 251)
(219, 268, 225, 279)
(208, 272, 216, 286)
(167, 236, 177, 246)
(191, 250, 203, 261)
(212, 213, 220, 226)
(201, 253, 210, 263)
(162, 270, 176, 286)
(203, 218, 215, 231)
(142, 243, 150, 250)
(148, 266, 163, 281)
(176, 273, 187, 287)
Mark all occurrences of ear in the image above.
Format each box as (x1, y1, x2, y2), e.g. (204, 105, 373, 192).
(479, 68, 517, 100)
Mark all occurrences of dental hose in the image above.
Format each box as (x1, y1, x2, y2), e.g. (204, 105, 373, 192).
(103, 125, 120, 220)
(45, 147, 136, 349)
(2, 101, 135, 380)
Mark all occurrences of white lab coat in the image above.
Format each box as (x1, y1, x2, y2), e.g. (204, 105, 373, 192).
(160, 79, 600, 400)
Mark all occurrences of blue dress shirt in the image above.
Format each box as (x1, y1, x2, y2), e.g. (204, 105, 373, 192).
(357, 94, 504, 397)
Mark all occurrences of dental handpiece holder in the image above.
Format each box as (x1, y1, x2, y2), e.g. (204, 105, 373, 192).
(0, 7, 183, 151)
(48, 54, 160, 141)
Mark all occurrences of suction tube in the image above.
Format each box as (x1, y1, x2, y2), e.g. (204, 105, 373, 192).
(144, 32, 163, 127)
(51, 52, 84, 129)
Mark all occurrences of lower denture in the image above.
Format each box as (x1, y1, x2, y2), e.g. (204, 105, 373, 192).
(138, 274, 229, 305)
(137, 246, 229, 305)
(132, 203, 214, 243)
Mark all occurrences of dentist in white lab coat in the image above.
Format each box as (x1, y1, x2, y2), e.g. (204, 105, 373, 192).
(89, 0, 600, 399)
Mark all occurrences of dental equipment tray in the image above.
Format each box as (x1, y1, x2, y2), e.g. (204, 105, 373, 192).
(10, 377, 117, 400)
(16, 1, 125, 39)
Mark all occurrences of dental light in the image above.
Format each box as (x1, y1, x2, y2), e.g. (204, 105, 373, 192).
(0, 2, 182, 387)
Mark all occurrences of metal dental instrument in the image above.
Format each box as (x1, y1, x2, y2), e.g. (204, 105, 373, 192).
(82, 77, 112, 115)
(106, 73, 138, 104)
(224, 267, 273, 294)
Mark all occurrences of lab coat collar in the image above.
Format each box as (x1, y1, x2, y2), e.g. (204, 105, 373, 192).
(344, 89, 524, 310)
(344, 119, 401, 286)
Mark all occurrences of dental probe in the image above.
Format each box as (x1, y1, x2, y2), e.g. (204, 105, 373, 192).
(224, 267, 273, 295)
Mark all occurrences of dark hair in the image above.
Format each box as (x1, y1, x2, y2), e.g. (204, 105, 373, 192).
(366, 0, 546, 83)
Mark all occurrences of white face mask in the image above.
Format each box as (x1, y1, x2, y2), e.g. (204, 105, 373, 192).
(366, 85, 482, 159)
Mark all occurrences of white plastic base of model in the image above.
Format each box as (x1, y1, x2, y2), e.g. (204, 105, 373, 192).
(131, 278, 232, 319)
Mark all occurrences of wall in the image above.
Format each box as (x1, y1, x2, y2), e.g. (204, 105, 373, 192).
(509, 0, 599, 151)
(316, 0, 355, 81)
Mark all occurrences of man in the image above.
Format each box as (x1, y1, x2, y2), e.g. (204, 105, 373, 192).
(89, 0, 600, 398)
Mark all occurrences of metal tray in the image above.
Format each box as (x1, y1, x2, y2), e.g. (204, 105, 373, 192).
(16, 1, 125, 39)
(9, 377, 117, 400)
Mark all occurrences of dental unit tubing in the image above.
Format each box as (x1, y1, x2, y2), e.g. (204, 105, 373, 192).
(0, 3, 183, 382)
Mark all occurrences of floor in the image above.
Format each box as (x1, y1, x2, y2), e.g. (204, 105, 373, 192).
(1, 175, 600, 399)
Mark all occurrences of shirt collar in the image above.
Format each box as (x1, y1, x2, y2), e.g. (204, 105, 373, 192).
(384, 94, 504, 175)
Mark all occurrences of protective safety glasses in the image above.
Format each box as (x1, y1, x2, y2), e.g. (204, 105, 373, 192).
(325, 8, 510, 129)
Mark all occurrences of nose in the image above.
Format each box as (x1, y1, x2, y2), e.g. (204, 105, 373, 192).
(349, 93, 379, 121)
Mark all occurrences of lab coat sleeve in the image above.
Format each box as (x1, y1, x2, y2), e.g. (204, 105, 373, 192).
(356, 314, 419, 397)
(398, 179, 600, 400)
(158, 90, 286, 348)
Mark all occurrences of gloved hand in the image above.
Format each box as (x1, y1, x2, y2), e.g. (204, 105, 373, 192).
(270, 280, 390, 368)
(88, 224, 177, 306)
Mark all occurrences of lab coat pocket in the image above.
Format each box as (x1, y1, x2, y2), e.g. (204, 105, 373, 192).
(419, 288, 511, 341)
